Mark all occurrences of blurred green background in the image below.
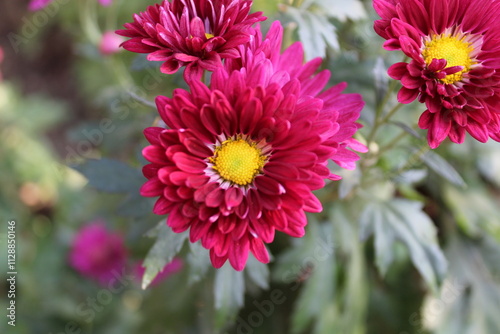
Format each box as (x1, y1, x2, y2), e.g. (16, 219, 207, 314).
(1, 1, 500, 334)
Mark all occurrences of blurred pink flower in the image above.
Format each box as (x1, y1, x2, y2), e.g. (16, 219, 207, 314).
(69, 221, 127, 286)
(135, 258, 183, 286)
(29, 0, 112, 11)
(99, 31, 124, 55)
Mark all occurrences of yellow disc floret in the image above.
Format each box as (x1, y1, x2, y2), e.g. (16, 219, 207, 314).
(422, 35, 474, 84)
(205, 33, 214, 39)
(211, 138, 266, 186)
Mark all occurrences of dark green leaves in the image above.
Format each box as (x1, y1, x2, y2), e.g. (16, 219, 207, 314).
(360, 199, 447, 292)
(141, 222, 188, 289)
(71, 158, 144, 193)
(214, 264, 245, 329)
(420, 151, 466, 188)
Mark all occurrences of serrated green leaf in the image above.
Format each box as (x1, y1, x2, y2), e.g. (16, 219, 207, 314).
(311, 0, 366, 21)
(360, 199, 447, 292)
(71, 158, 144, 193)
(281, 5, 338, 60)
(420, 151, 466, 188)
(214, 263, 245, 329)
(142, 222, 188, 289)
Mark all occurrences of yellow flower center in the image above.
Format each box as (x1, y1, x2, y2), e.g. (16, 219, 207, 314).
(422, 35, 474, 84)
(205, 33, 214, 39)
(210, 138, 266, 186)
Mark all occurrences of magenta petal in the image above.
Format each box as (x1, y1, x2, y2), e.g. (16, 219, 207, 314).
(225, 187, 243, 208)
(209, 249, 227, 269)
(249, 237, 270, 264)
(228, 237, 249, 271)
(397, 87, 419, 104)
(173, 152, 206, 173)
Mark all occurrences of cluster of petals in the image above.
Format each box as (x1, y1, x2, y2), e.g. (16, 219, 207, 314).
(140, 22, 366, 270)
(116, 0, 265, 81)
(374, 0, 500, 148)
(68, 222, 127, 285)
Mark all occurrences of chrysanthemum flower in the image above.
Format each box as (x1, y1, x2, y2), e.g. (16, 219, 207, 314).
(116, 0, 265, 81)
(374, 0, 500, 148)
(69, 222, 127, 285)
(140, 23, 366, 270)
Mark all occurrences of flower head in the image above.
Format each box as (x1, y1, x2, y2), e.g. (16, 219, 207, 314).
(374, 0, 500, 148)
(116, 0, 265, 81)
(69, 221, 127, 285)
(140, 23, 365, 270)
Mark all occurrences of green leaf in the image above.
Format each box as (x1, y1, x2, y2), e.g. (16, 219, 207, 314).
(359, 199, 447, 292)
(213, 263, 245, 329)
(142, 222, 188, 289)
(391, 121, 422, 139)
(373, 57, 389, 106)
(71, 158, 144, 193)
(281, 5, 339, 60)
(420, 151, 467, 188)
(434, 235, 500, 334)
(117, 193, 154, 218)
(476, 141, 500, 187)
(245, 255, 270, 290)
(312, 0, 366, 21)
(289, 222, 336, 334)
(444, 185, 500, 241)
(187, 241, 212, 285)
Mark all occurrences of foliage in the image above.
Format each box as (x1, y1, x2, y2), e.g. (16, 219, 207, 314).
(2, 0, 500, 334)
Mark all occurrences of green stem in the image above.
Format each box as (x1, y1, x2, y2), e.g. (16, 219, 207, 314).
(377, 129, 409, 155)
(79, 0, 101, 44)
(365, 79, 400, 146)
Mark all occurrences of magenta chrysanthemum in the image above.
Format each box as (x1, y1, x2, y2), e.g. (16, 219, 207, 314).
(374, 0, 500, 148)
(140, 23, 366, 271)
(69, 222, 127, 285)
(116, 0, 265, 81)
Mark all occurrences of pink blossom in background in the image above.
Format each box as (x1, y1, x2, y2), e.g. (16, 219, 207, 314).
(28, 0, 53, 11)
(99, 31, 125, 55)
(69, 221, 127, 286)
(29, 0, 112, 11)
(135, 258, 183, 286)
